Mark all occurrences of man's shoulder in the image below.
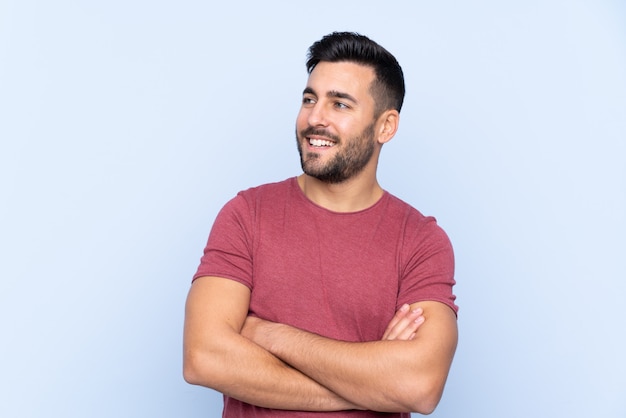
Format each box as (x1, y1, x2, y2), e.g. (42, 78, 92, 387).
(236, 177, 295, 200)
(382, 191, 448, 238)
(383, 191, 427, 219)
(227, 177, 298, 213)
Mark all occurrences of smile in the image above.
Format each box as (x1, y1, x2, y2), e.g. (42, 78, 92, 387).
(308, 138, 335, 147)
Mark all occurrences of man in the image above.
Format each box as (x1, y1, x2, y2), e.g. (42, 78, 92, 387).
(183, 32, 458, 417)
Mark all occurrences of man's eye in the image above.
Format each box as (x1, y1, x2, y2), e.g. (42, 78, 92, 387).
(302, 97, 316, 105)
(335, 102, 349, 109)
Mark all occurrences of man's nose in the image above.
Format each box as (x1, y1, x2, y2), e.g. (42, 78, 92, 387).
(307, 103, 329, 127)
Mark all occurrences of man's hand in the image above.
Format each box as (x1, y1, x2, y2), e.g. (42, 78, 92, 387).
(382, 303, 425, 340)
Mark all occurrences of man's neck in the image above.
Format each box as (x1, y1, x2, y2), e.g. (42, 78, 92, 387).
(297, 173, 384, 213)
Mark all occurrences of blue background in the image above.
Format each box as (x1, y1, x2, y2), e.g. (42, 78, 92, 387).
(1, 1, 624, 417)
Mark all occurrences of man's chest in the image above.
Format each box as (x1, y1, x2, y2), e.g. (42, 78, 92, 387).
(249, 215, 402, 341)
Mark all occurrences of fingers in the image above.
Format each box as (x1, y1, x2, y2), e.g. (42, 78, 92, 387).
(382, 304, 410, 339)
(382, 304, 425, 341)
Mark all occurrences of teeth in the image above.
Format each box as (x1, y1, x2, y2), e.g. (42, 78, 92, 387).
(309, 138, 334, 147)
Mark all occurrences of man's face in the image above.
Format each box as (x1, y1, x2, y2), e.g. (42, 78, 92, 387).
(295, 61, 379, 184)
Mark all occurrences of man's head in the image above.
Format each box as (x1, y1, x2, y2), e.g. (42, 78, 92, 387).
(296, 33, 403, 185)
(305, 32, 405, 117)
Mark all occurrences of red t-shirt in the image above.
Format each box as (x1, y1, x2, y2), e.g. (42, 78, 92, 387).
(194, 177, 457, 417)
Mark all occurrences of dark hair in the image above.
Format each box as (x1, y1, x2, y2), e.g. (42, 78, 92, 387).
(306, 32, 405, 115)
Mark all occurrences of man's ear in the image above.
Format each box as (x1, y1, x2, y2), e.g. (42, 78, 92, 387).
(376, 109, 400, 144)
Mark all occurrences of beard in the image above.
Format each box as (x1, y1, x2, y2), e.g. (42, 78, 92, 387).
(296, 123, 376, 184)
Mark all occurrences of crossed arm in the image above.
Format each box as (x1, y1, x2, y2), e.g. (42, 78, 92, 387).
(183, 276, 457, 413)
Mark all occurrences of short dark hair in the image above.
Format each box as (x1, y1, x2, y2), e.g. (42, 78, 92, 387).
(306, 32, 405, 115)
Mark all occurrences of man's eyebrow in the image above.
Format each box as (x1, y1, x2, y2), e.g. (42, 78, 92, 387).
(302, 87, 358, 104)
(327, 90, 357, 104)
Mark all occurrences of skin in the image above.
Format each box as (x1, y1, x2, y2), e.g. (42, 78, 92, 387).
(240, 301, 456, 412)
(183, 61, 458, 413)
(294, 61, 397, 213)
(184, 277, 425, 411)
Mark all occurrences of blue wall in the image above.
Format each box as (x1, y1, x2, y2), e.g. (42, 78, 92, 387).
(1, 1, 624, 417)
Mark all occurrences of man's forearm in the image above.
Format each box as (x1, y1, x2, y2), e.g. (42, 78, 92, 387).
(185, 327, 361, 411)
(244, 321, 416, 411)
(183, 277, 360, 411)
(242, 302, 458, 413)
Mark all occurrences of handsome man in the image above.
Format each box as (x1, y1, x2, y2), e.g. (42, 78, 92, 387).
(184, 32, 458, 417)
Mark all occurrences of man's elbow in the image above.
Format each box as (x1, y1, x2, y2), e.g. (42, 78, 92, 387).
(183, 347, 217, 387)
(396, 376, 446, 415)
(182, 350, 203, 385)
(409, 391, 442, 415)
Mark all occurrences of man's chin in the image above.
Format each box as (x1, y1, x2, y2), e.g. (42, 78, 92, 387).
(303, 169, 347, 185)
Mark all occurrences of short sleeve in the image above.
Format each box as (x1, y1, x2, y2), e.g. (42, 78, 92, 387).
(193, 193, 255, 289)
(397, 216, 458, 315)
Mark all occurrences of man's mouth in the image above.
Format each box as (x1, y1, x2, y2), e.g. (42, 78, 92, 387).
(308, 138, 335, 147)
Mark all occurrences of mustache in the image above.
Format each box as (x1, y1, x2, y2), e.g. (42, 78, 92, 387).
(300, 127, 340, 143)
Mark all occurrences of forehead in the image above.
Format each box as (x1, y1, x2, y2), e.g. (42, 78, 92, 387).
(306, 61, 376, 99)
